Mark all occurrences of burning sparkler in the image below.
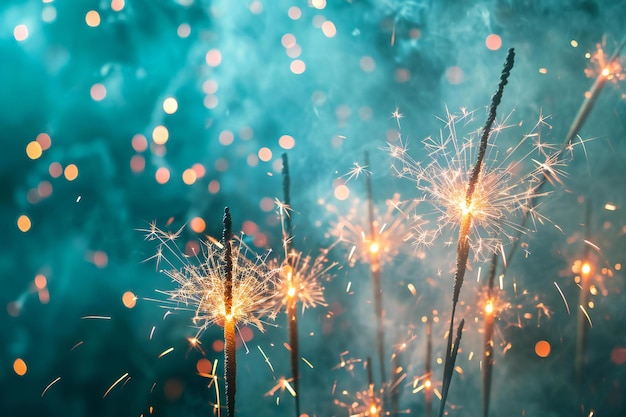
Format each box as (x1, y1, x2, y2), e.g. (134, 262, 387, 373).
(506, 38, 626, 267)
(575, 202, 593, 381)
(142, 209, 274, 417)
(482, 252, 497, 417)
(327, 193, 414, 268)
(364, 150, 389, 391)
(387, 105, 562, 261)
(271, 153, 337, 417)
(437, 48, 515, 417)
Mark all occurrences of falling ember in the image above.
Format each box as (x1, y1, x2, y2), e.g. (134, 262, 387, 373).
(579, 305, 593, 328)
(158, 347, 174, 358)
(41, 377, 61, 397)
(103, 372, 130, 398)
(81, 315, 112, 320)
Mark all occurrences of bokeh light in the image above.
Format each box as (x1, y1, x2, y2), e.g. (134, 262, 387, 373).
(535, 340, 551, 358)
(122, 291, 137, 308)
(85, 11, 101, 27)
(17, 215, 31, 232)
(13, 358, 27, 376)
(486, 34, 502, 50)
(13, 24, 29, 41)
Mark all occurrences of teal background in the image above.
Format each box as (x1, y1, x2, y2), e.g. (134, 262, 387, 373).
(2, 1, 626, 416)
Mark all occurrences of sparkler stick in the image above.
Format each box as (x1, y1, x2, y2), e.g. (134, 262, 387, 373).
(223, 207, 237, 417)
(439, 48, 515, 417)
(505, 39, 625, 267)
(281, 153, 301, 417)
(364, 150, 387, 390)
(564, 39, 625, 147)
(482, 252, 498, 417)
(425, 317, 433, 417)
(575, 202, 592, 381)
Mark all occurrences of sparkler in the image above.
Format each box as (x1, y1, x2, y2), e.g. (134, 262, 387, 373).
(364, 150, 387, 390)
(334, 358, 381, 417)
(482, 252, 498, 417)
(272, 153, 337, 417)
(438, 48, 515, 417)
(328, 191, 413, 268)
(388, 107, 559, 262)
(222, 207, 237, 417)
(143, 209, 274, 417)
(506, 38, 626, 267)
(575, 202, 592, 381)
(281, 153, 301, 417)
(425, 317, 433, 417)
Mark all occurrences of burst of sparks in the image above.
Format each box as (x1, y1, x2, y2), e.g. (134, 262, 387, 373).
(584, 40, 625, 83)
(327, 193, 414, 266)
(387, 108, 566, 260)
(342, 162, 372, 183)
(265, 376, 297, 398)
(141, 224, 275, 336)
(269, 250, 336, 318)
(334, 387, 382, 417)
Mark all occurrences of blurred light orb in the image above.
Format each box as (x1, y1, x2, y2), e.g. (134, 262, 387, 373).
(13, 358, 27, 376)
(486, 34, 502, 50)
(90, 83, 107, 101)
(163, 97, 178, 114)
(17, 215, 32, 232)
(26, 141, 43, 160)
(85, 10, 101, 27)
(122, 291, 137, 308)
(14, 24, 29, 41)
(152, 125, 169, 145)
(334, 184, 349, 200)
(278, 135, 295, 150)
(535, 340, 551, 358)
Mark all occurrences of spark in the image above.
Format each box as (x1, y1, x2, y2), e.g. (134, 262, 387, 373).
(391, 107, 404, 129)
(103, 372, 130, 398)
(328, 193, 414, 266)
(584, 41, 625, 83)
(579, 305, 593, 328)
(265, 376, 297, 397)
(143, 224, 275, 336)
(81, 315, 111, 320)
(583, 239, 601, 253)
(554, 282, 571, 315)
(70, 341, 84, 351)
(269, 250, 336, 318)
(302, 357, 314, 368)
(41, 376, 61, 397)
(158, 347, 174, 358)
(342, 162, 371, 183)
(387, 108, 565, 259)
(257, 346, 275, 374)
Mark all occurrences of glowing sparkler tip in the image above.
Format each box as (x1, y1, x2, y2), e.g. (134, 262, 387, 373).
(368, 241, 380, 254)
(287, 286, 296, 297)
(485, 300, 494, 314)
(581, 262, 591, 275)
